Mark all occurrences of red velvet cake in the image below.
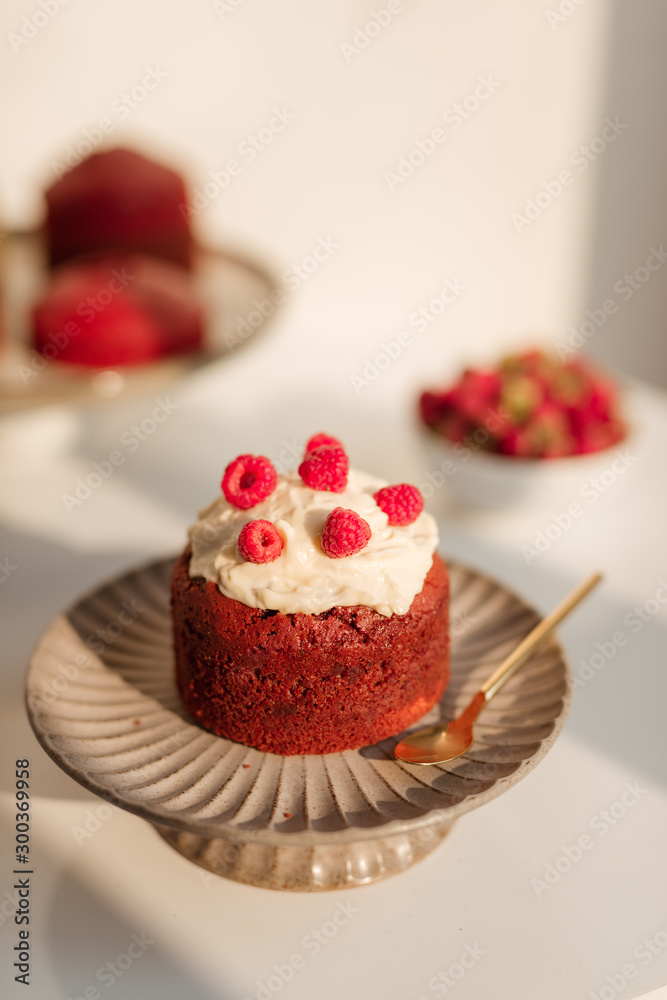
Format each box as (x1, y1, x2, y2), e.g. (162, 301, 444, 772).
(45, 147, 192, 269)
(171, 440, 450, 755)
(32, 253, 203, 367)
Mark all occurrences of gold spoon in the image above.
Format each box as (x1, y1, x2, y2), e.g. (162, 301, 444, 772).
(394, 572, 602, 765)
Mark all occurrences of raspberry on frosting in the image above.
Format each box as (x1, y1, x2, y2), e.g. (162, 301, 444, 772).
(304, 432, 342, 454)
(321, 507, 371, 558)
(298, 445, 349, 492)
(221, 454, 277, 509)
(188, 457, 440, 615)
(374, 484, 424, 526)
(237, 519, 284, 563)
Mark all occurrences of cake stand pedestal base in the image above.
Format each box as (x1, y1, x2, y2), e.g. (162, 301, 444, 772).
(151, 817, 455, 892)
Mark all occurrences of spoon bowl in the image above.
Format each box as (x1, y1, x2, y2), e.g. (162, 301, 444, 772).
(395, 574, 601, 765)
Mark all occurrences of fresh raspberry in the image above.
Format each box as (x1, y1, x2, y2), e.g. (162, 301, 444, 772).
(304, 432, 342, 454)
(321, 507, 371, 558)
(299, 445, 348, 492)
(221, 454, 277, 509)
(419, 390, 444, 428)
(457, 370, 502, 423)
(497, 427, 536, 457)
(237, 519, 283, 563)
(374, 484, 424, 526)
(440, 412, 469, 444)
(576, 420, 624, 455)
(419, 389, 461, 434)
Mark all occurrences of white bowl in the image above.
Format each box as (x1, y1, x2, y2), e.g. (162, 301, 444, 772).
(418, 424, 636, 511)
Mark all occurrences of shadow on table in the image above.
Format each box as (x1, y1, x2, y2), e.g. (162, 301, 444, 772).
(43, 858, 229, 1000)
(0, 520, 151, 802)
(437, 520, 667, 794)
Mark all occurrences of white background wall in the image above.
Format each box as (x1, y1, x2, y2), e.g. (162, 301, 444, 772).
(1, 0, 665, 399)
(583, 1, 667, 388)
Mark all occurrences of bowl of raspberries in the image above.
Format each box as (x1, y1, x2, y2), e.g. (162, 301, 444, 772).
(418, 348, 629, 509)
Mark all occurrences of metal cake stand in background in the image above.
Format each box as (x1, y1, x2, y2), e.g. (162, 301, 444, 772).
(0, 230, 280, 413)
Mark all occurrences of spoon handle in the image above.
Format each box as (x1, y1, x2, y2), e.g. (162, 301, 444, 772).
(480, 572, 603, 702)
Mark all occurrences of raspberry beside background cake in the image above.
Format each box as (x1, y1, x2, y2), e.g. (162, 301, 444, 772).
(171, 440, 450, 756)
(32, 253, 203, 367)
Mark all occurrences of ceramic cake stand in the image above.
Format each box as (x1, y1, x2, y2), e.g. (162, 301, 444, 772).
(25, 557, 571, 891)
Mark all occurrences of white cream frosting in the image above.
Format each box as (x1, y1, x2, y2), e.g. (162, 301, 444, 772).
(187, 468, 438, 616)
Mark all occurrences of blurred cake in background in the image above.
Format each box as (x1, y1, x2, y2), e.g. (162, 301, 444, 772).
(44, 147, 193, 270)
(32, 253, 203, 367)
